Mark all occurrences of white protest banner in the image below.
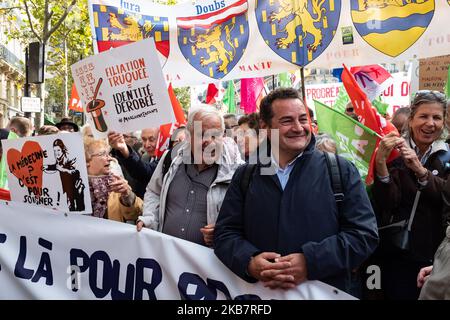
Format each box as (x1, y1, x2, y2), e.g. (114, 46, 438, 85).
(380, 72, 412, 116)
(2, 133, 92, 214)
(306, 72, 412, 116)
(0, 201, 355, 300)
(305, 83, 342, 111)
(71, 38, 173, 139)
(88, 0, 450, 87)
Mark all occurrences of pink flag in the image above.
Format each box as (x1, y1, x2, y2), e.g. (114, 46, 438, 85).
(350, 64, 392, 102)
(240, 77, 265, 114)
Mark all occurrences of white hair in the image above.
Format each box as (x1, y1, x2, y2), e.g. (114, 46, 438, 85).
(186, 104, 224, 133)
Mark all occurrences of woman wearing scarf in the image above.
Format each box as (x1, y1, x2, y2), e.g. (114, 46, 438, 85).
(84, 138, 142, 222)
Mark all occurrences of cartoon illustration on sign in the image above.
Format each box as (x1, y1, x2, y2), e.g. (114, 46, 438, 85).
(256, 0, 341, 66)
(43, 139, 85, 212)
(4, 133, 91, 213)
(350, 0, 435, 57)
(92, 4, 170, 66)
(177, 0, 249, 79)
(85, 78, 107, 132)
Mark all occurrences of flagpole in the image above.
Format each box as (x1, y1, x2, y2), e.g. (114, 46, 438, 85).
(300, 67, 306, 100)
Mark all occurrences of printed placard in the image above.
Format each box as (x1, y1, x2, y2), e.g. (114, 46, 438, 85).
(2, 133, 92, 214)
(71, 38, 173, 139)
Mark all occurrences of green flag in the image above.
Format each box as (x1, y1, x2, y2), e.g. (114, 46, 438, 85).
(279, 72, 291, 87)
(372, 97, 389, 116)
(0, 131, 19, 189)
(333, 85, 350, 114)
(315, 100, 378, 180)
(223, 80, 236, 113)
(445, 64, 450, 98)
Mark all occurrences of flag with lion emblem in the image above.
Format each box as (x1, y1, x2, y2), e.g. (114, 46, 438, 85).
(87, 0, 450, 87)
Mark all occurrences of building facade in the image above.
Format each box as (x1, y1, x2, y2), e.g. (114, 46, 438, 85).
(0, 7, 25, 128)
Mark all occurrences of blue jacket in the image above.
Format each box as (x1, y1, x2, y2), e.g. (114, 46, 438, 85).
(214, 140, 379, 293)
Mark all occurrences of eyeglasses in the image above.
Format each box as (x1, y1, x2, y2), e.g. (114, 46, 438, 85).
(91, 150, 110, 158)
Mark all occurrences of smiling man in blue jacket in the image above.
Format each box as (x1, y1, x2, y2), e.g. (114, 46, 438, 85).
(214, 88, 379, 296)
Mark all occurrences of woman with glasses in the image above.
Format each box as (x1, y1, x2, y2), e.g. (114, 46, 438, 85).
(84, 138, 142, 222)
(372, 90, 449, 300)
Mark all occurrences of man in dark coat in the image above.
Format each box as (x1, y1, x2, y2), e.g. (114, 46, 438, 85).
(214, 88, 378, 295)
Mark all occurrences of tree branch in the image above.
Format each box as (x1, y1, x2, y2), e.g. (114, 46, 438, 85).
(0, 7, 21, 13)
(23, 0, 42, 42)
(28, 0, 38, 10)
(42, 0, 49, 43)
(45, 0, 77, 43)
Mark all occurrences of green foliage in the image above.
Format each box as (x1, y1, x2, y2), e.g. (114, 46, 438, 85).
(4, 0, 92, 118)
(45, 1, 93, 113)
(173, 87, 191, 112)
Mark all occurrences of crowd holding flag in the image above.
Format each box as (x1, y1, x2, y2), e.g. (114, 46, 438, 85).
(2, 0, 450, 301)
(341, 64, 400, 184)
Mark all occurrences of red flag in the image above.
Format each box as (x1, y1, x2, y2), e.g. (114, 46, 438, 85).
(350, 65, 392, 102)
(168, 83, 187, 125)
(155, 84, 187, 157)
(68, 84, 83, 112)
(156, 123, 175, 158)
(241, 78, 265, 114)
(0, 188, 11, 201)
(206, 83, 219, 104)
(342, 64, 399, 184)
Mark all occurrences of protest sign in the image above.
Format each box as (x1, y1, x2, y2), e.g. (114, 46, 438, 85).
(381, 72, 412, 116)
(305, 83, 342, 111)
(71, 38, 173, 139)
(2, 133, 91, 214)
(0, 201, 355, 300)
(419, 54, 450, 91)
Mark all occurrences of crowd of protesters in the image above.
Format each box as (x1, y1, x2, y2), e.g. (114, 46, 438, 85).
(1, 87, 450, 300)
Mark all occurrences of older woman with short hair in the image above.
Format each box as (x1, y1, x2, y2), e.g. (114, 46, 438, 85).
(84, 138, 142, 222)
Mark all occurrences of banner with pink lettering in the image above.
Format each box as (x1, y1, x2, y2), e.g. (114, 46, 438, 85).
(306, 71, 411, 115)
(305, 83, 342, 111)
(380, 72, 412, 116)
(88, 0, 450, 87)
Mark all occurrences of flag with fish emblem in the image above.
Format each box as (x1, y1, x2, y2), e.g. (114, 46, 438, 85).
(350, 0, 435, 57)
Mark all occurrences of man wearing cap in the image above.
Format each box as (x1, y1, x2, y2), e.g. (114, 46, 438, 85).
(56, 117, 79, 132)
